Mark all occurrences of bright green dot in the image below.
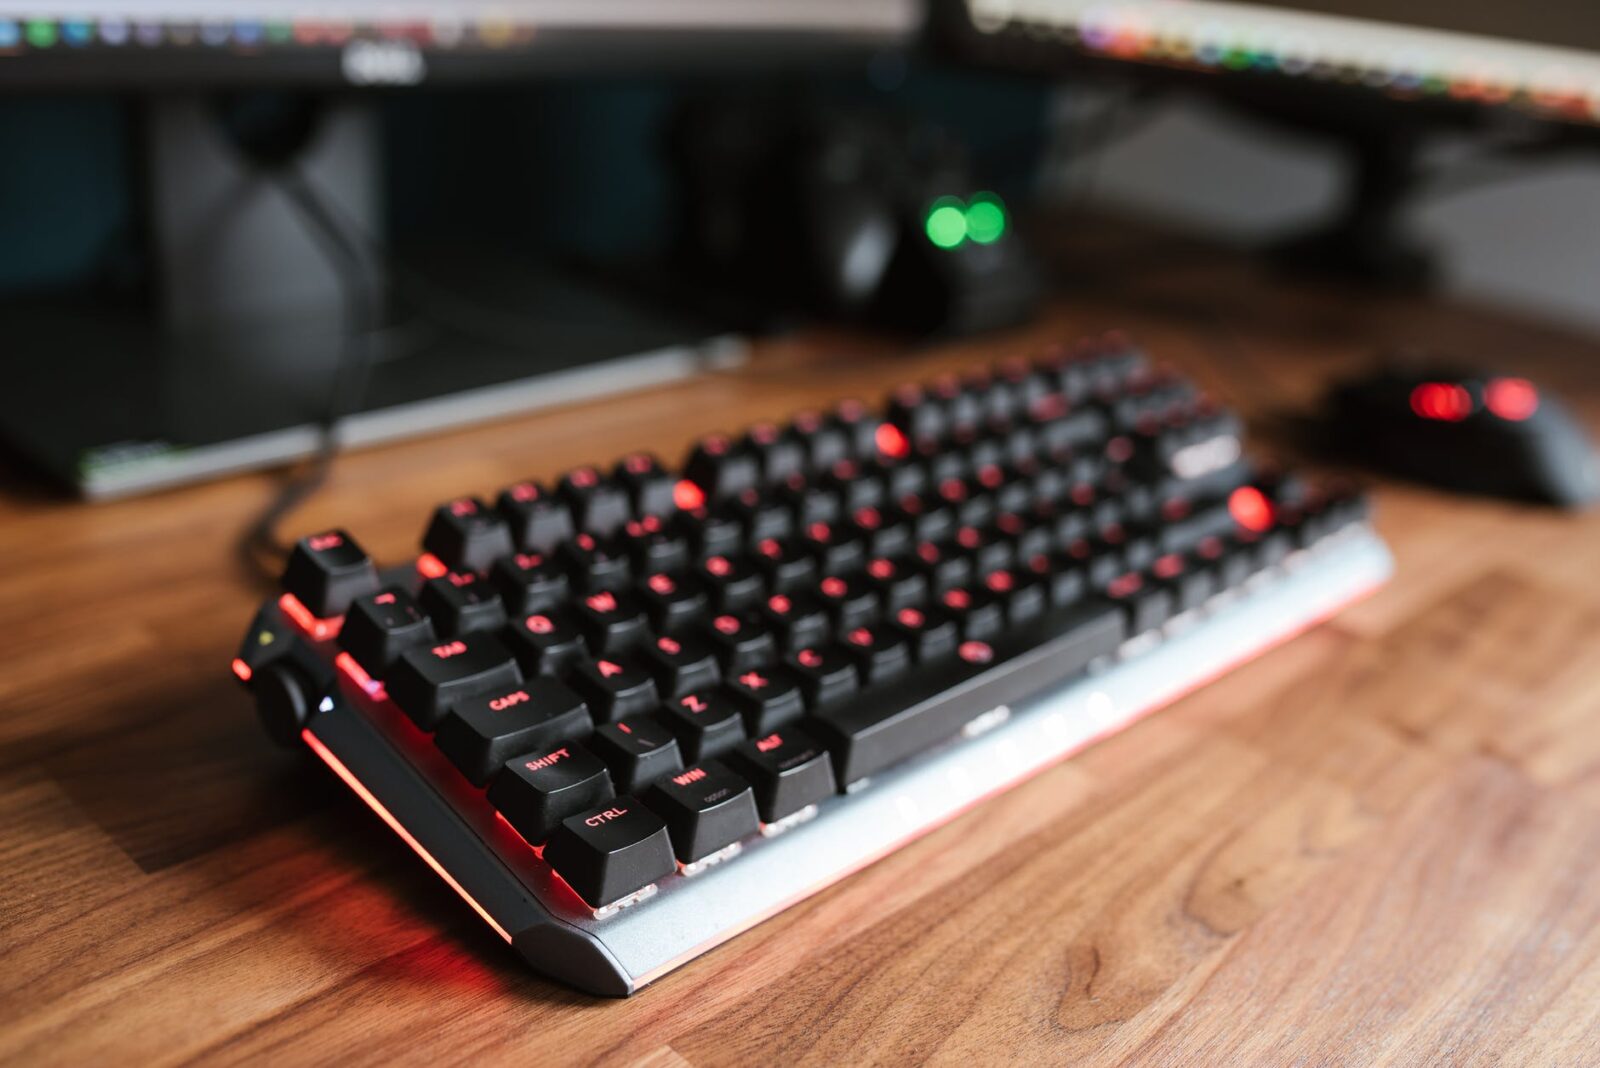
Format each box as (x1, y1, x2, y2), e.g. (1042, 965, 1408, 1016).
(964, 194, 1007, 245)
(925, 199, 968, 249)
(26, 19, 57, 47)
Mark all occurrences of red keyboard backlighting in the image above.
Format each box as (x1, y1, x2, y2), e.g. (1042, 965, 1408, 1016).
(674, 480, 706, 511)
(335, 651, 384, 698)
(1485, 377, 1539, 421)
(277, 592, 343, 641)
(1228, 486, 1275, 534)
(875, 422, 910, 460)
(416, 553, 449, 579)
(230, 658, 253, 682)
(1409, 382, 1473, 422)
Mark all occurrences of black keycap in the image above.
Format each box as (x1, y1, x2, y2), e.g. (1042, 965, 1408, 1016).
(800, 520, 866, 575)
(777, 478, 842, 527)
(619, 517, 691, 575)
(724, 665, 806, 733)
(786, 644, 860, 707)
(753, 536, 817, 593)
(682, 434, 759, 502)
(502, 608, 589, 677)
(1107, 571, 1172, 633)
(832, 397, 880, 459)
(544, 799, 676, 908)
(886, 382, 945, 445)
(388, 633, 523, 730)
(641, 632, 721, 698)
(490, 551, 570, 613)
(613, 452, 677, 518)
(434, 677, 592, 786)
(488, 744, 614, 844)
(939, 585, 1005, 641)
(697, 554, 765, 613)
(789, 409, 849, 469)
(887, 603, 961, 662)
(758, 591, 831, 652)
(819, 459, 884, 512)
(282, 529, 379, 618)
(587, 716, 684, 793)
(339, 588, 435, 673)
(658, 689, 747, 761)
(422, 497, 515, 575)
(897, 491, 956, 543)
(814, 573, 881, 631)
(838, 623, 911, 685)
(864, 555, 929, 614)
(813, 600, 1126, 784)
(913, 539, 973, 594)
(727, 727, 838, 822)
(702, 612, 778, 673)
(848, 503, 912, 559)
(572, 588, 651, 655)
(681, 508, 744, 561)
(557, 532, 632, 592)
(646, 760, 760, 864)
(742, 422, 805, 486)
(983, 567, 1048, 626)
(1157, 552, 1216, 612)
(568, 654, 659, 723)
(498, 481, 575, 554)
(419, 571, 507, 637)
(727, 486, 794, 543)
(558, 465, 632, 537)
(637, 571, 710, 635)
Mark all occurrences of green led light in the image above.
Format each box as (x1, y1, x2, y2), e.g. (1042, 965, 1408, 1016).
(964, 193, 1007, 245)
(925, 198, 968, 249)
(25, 19, 57, 47)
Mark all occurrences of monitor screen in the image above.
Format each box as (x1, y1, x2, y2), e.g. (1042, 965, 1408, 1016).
(960, 0, 1600, 124)
(0, 1, 920, 87)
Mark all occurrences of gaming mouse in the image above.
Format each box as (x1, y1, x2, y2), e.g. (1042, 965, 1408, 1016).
(1321, 365, 1599, 508)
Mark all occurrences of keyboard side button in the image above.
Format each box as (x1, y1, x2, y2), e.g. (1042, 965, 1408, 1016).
(488, 745, 615, 844)
(544, 800, 676, 908)
(727, 727, 837, 823)
(646, 760, 760, 864)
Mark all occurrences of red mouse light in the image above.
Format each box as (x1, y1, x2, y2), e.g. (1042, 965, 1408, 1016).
(1409, 382, 1473, 422)
(1485, 377, 1539, 422)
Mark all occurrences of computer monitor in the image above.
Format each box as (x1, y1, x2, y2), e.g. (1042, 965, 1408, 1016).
(0, 3, 921, 498)
(947, 1, 1600, 125)
(0, 2, 919, 87)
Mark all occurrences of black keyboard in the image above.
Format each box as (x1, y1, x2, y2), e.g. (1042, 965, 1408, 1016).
(232, 334, 1391, 995)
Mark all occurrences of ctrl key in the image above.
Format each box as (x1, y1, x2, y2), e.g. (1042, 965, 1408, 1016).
(544, 800, 676, 910)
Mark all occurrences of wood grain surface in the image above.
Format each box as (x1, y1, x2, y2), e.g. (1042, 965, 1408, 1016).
(5, 238, 1600, 1066)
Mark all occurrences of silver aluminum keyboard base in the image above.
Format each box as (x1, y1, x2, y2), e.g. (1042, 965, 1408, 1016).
(555, 526, 1393, 990)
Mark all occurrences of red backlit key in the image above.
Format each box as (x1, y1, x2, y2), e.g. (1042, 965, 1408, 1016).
(503, 609, 589, 677)
(568, 655, 659, 723)
(488, 744, 614, 844)
(757, 591, 830, 653)
(282, 529, 378, 618)
(682, 434, 760, 503)
(641, 632, 722, 698)
(387, 633, 523, 730)
(700, 613, 777, 674)
(572, 588, 651, 655)
(339, 587, 435, 673)
(419, 571, 508, 638)
(558, 532, 632, 593)
(752, 536, 818, 594)
(887, 603, 961, 662)
(422, 497, 515, 575)
(813, 573, 881, 632)
(695, 554, 765, 613)
(544, 799, 676, 908)
(645, 760, 760, 864)
(612, 452, 677, 518)
(558, 465, 632, 538)
(784, 644, 860, 708)
(658, 689, 747, 762)
(587, 715, 684, 793)
(724, 666, 806, 734)
(434, 677, 593, 786)
(839, 623, 911, 685)
(636, 571, 710, 635)
(726, 727, 837, 823)
(490, 552, 570, 614)
(497, 481, 574, 554)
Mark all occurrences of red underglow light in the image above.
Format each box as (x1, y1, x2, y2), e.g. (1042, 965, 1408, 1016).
(875, 423, 910, 460)
(301, 728, 513, 944)
(674, 480, 706, 512)
(1485, 377, 1539, 421)
(416, 553, 449, 579)
(1409, 382, 1473, 422)
(230, 658, 253, 682)
(277, 592, 343, 641)
(1228, 486, 1275, 534)
(335, 651, 385, 698)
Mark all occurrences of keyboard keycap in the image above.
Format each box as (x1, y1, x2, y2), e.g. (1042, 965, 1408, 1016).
(434, 677, 592, 786)
(388, 633, 523, 730)
(490, 552, 570, 614)
(786, 644, 860, 707)
(727, 727, 837, 822)
(502, 609, 589, 677)
(282, 529, 378, 618)
(813, 599, 1125, 784)
(568, 655, 659, 723)
(646, 760, 760, 863)
(697, 554, 765, 613)
(489, 744, 614, 844)
(545, 799, 675, 907)
(339, 587, 435, 673)
(701, 612, 777, 673)
(558, 465, 631, 537)
(658, 689, 747, 762)
(641, 632, 722, 698)
(839, 623, 911, 685)
(637, 571, 710, 635)
(558, 532, 632, 592)
(588, 715, 684, 792)
(613, 452, 677, 518)
(724, 665, 807, 733)
(419, 571, 507, 637)
(423, 497, 515, 575)
(683, 434, 759, 502)
(497, 481, 575, 553)
(572, 588, 651, 655)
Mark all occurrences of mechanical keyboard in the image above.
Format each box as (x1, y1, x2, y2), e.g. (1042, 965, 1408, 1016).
(231, 333, 1392, 995)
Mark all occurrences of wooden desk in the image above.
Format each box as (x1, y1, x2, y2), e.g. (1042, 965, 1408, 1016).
(6, 249, 1600, 1065)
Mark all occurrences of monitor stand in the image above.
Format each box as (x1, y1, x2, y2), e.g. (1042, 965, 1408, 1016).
(0, 95, 739, 500)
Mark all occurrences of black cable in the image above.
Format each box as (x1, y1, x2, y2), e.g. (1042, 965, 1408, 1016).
(237, 164, 380, 584)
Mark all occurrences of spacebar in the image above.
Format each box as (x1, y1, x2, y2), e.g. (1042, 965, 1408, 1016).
(811, 600, 1127, 785)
